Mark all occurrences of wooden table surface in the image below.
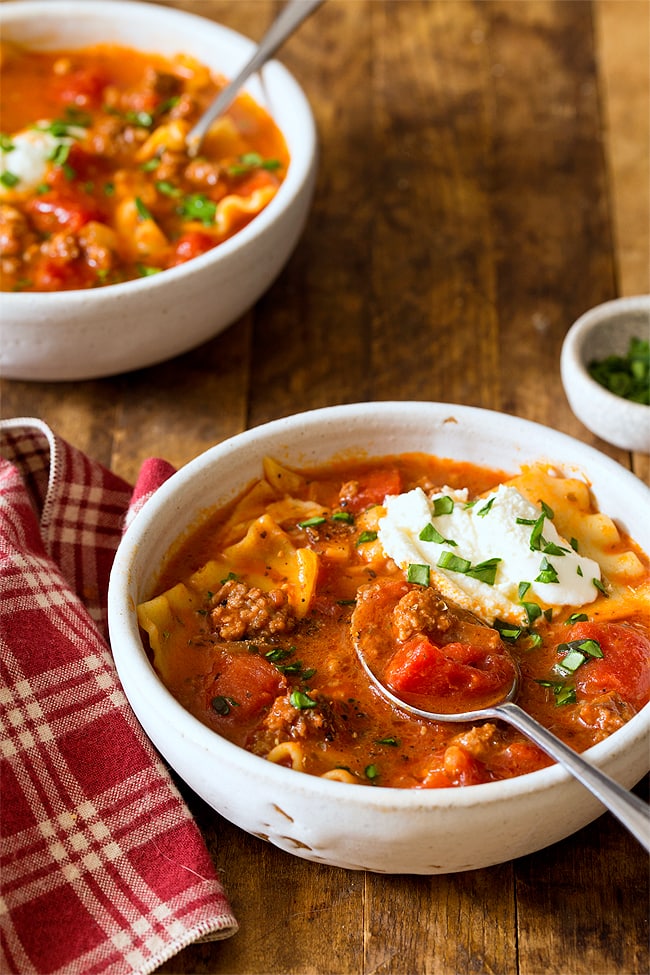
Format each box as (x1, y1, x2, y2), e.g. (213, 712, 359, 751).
(2, 1, 649, 972)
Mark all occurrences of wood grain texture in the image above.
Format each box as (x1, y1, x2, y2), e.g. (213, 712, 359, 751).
(1, 2, 648, 973)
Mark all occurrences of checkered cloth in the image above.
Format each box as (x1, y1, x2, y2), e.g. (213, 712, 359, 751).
(0, 418, 238, 975)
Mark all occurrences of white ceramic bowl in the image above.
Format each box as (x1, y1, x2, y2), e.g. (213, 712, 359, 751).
(561, 296, 650, 453)
(108, 402, 650, 874)
(0, 1, 317, 381)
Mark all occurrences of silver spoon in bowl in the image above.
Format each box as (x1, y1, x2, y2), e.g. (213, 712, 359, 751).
(352, 599, 650, 851)
(186, 0, 326, 158)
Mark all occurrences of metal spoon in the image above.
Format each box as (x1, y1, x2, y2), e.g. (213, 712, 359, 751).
(186, 0, 326, 157)
(353, 627, 650, 851)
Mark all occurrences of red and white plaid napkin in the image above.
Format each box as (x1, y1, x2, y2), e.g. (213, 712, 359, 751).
(0, 418, 238, 975)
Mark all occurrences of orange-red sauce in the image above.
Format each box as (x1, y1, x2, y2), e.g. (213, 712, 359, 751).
(142, 454, 650, 789)
(0, 43, 288, 291)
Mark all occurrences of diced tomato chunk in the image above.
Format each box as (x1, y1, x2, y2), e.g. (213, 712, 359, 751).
(232, 169, 278, 197)
(206, 650, 286, 723)
(46, 145, 99, 188)
(384, 634, 516, 712)
(31, 258, 92, 292)
(339, 468, 403, 514)
(52, 68, 108, 109)
(489, 741, 550, 778)
(567, 621, 650, 711)
(385, 635, 447, 695)
(171, 231, 215, 266)
(27, 190, 103, 234)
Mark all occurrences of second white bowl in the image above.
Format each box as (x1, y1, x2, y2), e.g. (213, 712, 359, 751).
(0, 1, 317, 381)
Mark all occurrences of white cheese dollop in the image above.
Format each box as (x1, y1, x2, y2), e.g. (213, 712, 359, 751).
(0, 123, 85, 198)
(378, 484, 602, 625)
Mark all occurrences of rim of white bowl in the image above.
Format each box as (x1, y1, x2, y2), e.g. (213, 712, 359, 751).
(108, 401, 650, 811)
(0, 0, 317, 300)
(561, 295, 650, 414)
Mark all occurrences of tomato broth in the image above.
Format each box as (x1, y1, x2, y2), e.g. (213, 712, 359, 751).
(138, 454, 650, 790)
(0, 42, 288, 291)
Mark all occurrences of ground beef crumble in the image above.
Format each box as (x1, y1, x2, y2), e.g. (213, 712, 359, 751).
(209, 579, 297, 641)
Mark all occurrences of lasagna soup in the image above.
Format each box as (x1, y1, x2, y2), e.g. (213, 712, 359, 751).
(138, 454, 650, 789)
(0, 41, 288, 290)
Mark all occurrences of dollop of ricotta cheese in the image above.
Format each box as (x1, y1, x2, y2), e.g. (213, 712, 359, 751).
(0, 122, 85, 199)
(378, 484, 602, 625)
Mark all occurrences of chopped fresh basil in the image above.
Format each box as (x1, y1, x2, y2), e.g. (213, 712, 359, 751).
(298, 516, 327, 528)
(554, 637, 603, 678)
(558, 638, 603, 660)
(521, 601, 542, 625)
(290, 689, 318, 709)
(357, 530, 378, 545)
(126, 109, 155, 128)
(365, 764, 380, 781)
(155, 179, 182, 197)
(0, 171, 19, 188)
(227, 152, 281, 175)
(211, 695, 239, 715)
(435, 551, 501, 585)
(48, 142, 70, 166)
(419, 522, 456, 545)
(466, 558, 501, 585)
(588, 336, 650, 404)
(437, 552, 471, 574)
(332, 511, 354, 524)
(180, 192, 217, 224)
(134, 196, 153, 221)
(476, 497, 495, 517)
(542, 542, 569, 556)
(494, 619, 523, 642)
(536, 680, 577, 707)
(265, 647, 293, 663)
(566, 612, 589, 624)
(529, 514, 546, 552)
(376, 736, 399, 746)
(556, 649, 587, 674)
(407, 563, 430, 586)
(535, 557, 559, 584)
(432, 495, 454, 516)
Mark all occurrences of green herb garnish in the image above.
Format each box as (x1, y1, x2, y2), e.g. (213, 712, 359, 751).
(431, 495, 454, 516)
(290, 689, 318, 709)
(211, 695, 239, 715)
(588, 336, 650, 404)
(407, 563, 430, 586)
(419, 522, 456, 546)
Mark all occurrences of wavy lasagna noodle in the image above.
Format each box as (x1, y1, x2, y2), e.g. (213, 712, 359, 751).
(138, 454, 650, 789)
(0, 41, 288, 290)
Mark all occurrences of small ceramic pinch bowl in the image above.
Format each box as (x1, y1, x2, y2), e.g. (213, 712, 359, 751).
(108, 402, 650, 875)
(0, 0, 317, 381)
(561, 295, 650, 453)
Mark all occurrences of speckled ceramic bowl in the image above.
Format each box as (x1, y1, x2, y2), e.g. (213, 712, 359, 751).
(108, 402, 650, 874)
(561, 296, 650, 453)
(0, 0, 317, 381)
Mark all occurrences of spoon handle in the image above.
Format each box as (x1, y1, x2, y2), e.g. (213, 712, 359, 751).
(187, 0, 326, 156)
(495, 701, 650, 851)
